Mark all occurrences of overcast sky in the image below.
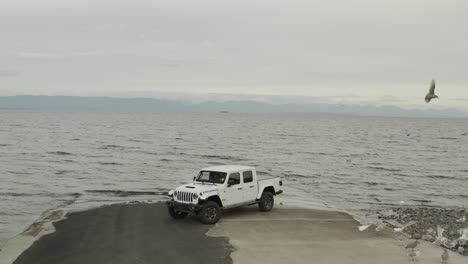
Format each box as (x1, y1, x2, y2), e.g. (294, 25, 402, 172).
(1, 0, 467, 109)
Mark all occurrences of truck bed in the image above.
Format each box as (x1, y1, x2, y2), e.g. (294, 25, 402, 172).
(257, 175, 278, 181)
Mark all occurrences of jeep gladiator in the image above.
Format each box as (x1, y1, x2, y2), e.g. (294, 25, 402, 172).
(166, 165, 283, 224)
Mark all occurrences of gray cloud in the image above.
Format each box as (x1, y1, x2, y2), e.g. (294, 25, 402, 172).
(0, 0, 467, 110)
(0, 70, 19, 77)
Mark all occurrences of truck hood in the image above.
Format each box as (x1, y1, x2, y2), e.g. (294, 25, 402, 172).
(175, 182, 220, 194)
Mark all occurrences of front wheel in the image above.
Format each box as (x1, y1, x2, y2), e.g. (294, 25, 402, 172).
(258, 191, 274, 212)
(168, 206, 188, 219)
(197, 201, 222, 224)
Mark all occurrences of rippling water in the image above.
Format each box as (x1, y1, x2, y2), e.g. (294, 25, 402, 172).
(1, 111, 468, 241)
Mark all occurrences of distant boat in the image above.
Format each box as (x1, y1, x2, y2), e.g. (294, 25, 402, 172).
(219, 111, 229, 113)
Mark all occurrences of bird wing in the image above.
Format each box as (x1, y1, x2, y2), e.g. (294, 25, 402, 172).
(429, 79, 436, 95)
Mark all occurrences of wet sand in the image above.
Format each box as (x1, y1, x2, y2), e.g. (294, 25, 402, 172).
(1, 203, 467, 264)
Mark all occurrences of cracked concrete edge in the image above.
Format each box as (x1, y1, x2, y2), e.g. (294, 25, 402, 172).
(0, 210, 67, 264)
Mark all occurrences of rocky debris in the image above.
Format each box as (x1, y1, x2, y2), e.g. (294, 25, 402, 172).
(458, 239, 468, 247)
(458, 247, 465, 254)
(378, 207, 468, 256)
(422, 234, 435, 242)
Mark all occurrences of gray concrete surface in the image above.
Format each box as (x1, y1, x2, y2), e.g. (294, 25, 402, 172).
(2, 203, 467, 264)
(208, 206, 467, 264)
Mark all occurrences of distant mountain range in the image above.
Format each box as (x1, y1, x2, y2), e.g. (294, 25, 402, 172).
(0, 95, 466, 118)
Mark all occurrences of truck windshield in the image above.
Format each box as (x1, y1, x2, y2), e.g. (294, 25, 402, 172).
(196, 171, 227, 184)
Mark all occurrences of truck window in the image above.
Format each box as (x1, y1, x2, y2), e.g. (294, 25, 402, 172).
(196, 171, 227, 184)
(243, 171, 253, 183)
(227, 172, 240, 186)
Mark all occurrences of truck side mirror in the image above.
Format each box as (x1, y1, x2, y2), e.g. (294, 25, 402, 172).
(193, 177, 196, 181)
(227, 183, 232, 187)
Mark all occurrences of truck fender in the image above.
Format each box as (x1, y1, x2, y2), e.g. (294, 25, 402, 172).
(200, 194, 223, 207)
(257, 185, 276, 200)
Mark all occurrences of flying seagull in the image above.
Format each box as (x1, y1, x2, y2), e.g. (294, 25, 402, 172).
(425, 79, 439, 103)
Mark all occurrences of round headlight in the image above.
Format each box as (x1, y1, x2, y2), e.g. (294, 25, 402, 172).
(192, 193, 198, 200)
(174, 191, 178, 198)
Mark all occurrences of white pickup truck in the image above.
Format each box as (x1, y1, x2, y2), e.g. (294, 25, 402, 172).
(166, 165, 283, 224)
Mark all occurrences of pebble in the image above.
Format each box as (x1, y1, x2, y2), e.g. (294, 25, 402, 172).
(422, 234, 434, 242)
(458, 247, 465, 254)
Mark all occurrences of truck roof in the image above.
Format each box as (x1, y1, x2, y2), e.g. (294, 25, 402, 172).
(200, 165, 254, 173)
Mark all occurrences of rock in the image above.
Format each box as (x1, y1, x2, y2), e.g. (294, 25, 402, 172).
(412, 234, 422, 240)
(375, 224, 386, 232)
(422, 234, 435, 242)
(458, 239, 468, 247)
(427, 228, 435, 235)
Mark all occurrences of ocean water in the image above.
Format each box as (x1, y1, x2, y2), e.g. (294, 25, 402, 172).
(1, 111, 468, 242)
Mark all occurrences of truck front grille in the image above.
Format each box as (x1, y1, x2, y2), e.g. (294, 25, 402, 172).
(176, 191, 193, 203)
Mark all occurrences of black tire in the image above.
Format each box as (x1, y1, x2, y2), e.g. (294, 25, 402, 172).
(198, 201, 222, 224)
(168, 206, 188, 219)
(258, 191, 274, 212)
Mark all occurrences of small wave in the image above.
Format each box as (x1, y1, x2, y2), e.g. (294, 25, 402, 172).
(200, 155, 246, 162)
(99, 144, 124, 149)
(166, 151, 187, 156)
(138, 151, 158, 155)
(425, 175, 457, 180)
(363, 181, 379, 186)
(97, 162, 124, 166)
(0, 143, 10, 147)
(368, 166, 401, 172)
(393, 173, 409, 177)
(175, 137, 183, 140)
(128, 139, 152, 143)
(71, 138, 80, 141)
(55, 170, 73, 175)
(330, 180, 356, 185)
(383, 187, 395, 191)
(47, 151, 73, 155)
(207, 161, 225, 165)
(312, 152, 330, 156)
(412, 199, 431, 203)
(160, 159, 172, 162)
(0, 192, 82, 198)
(86, 190, 167, 197)
(257, 171, 272, 176)
(0, 192, 36, 197)
(439, 137, 458, 140)
(7, 171, 32, 175)
(287, 174, 309, 179)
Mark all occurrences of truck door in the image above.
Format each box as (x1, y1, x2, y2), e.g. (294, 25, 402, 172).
(222, 172, 244, 206)
(242, 170, 257, 202)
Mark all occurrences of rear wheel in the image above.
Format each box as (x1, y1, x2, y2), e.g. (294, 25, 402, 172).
(168, 206, 188, 219)
(258, 191, 274, 212)
(198, 201, 222, 224)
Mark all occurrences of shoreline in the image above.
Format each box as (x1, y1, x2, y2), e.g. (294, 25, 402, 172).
(0, 210, 66, 264)
(1, 202, 467, 264)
